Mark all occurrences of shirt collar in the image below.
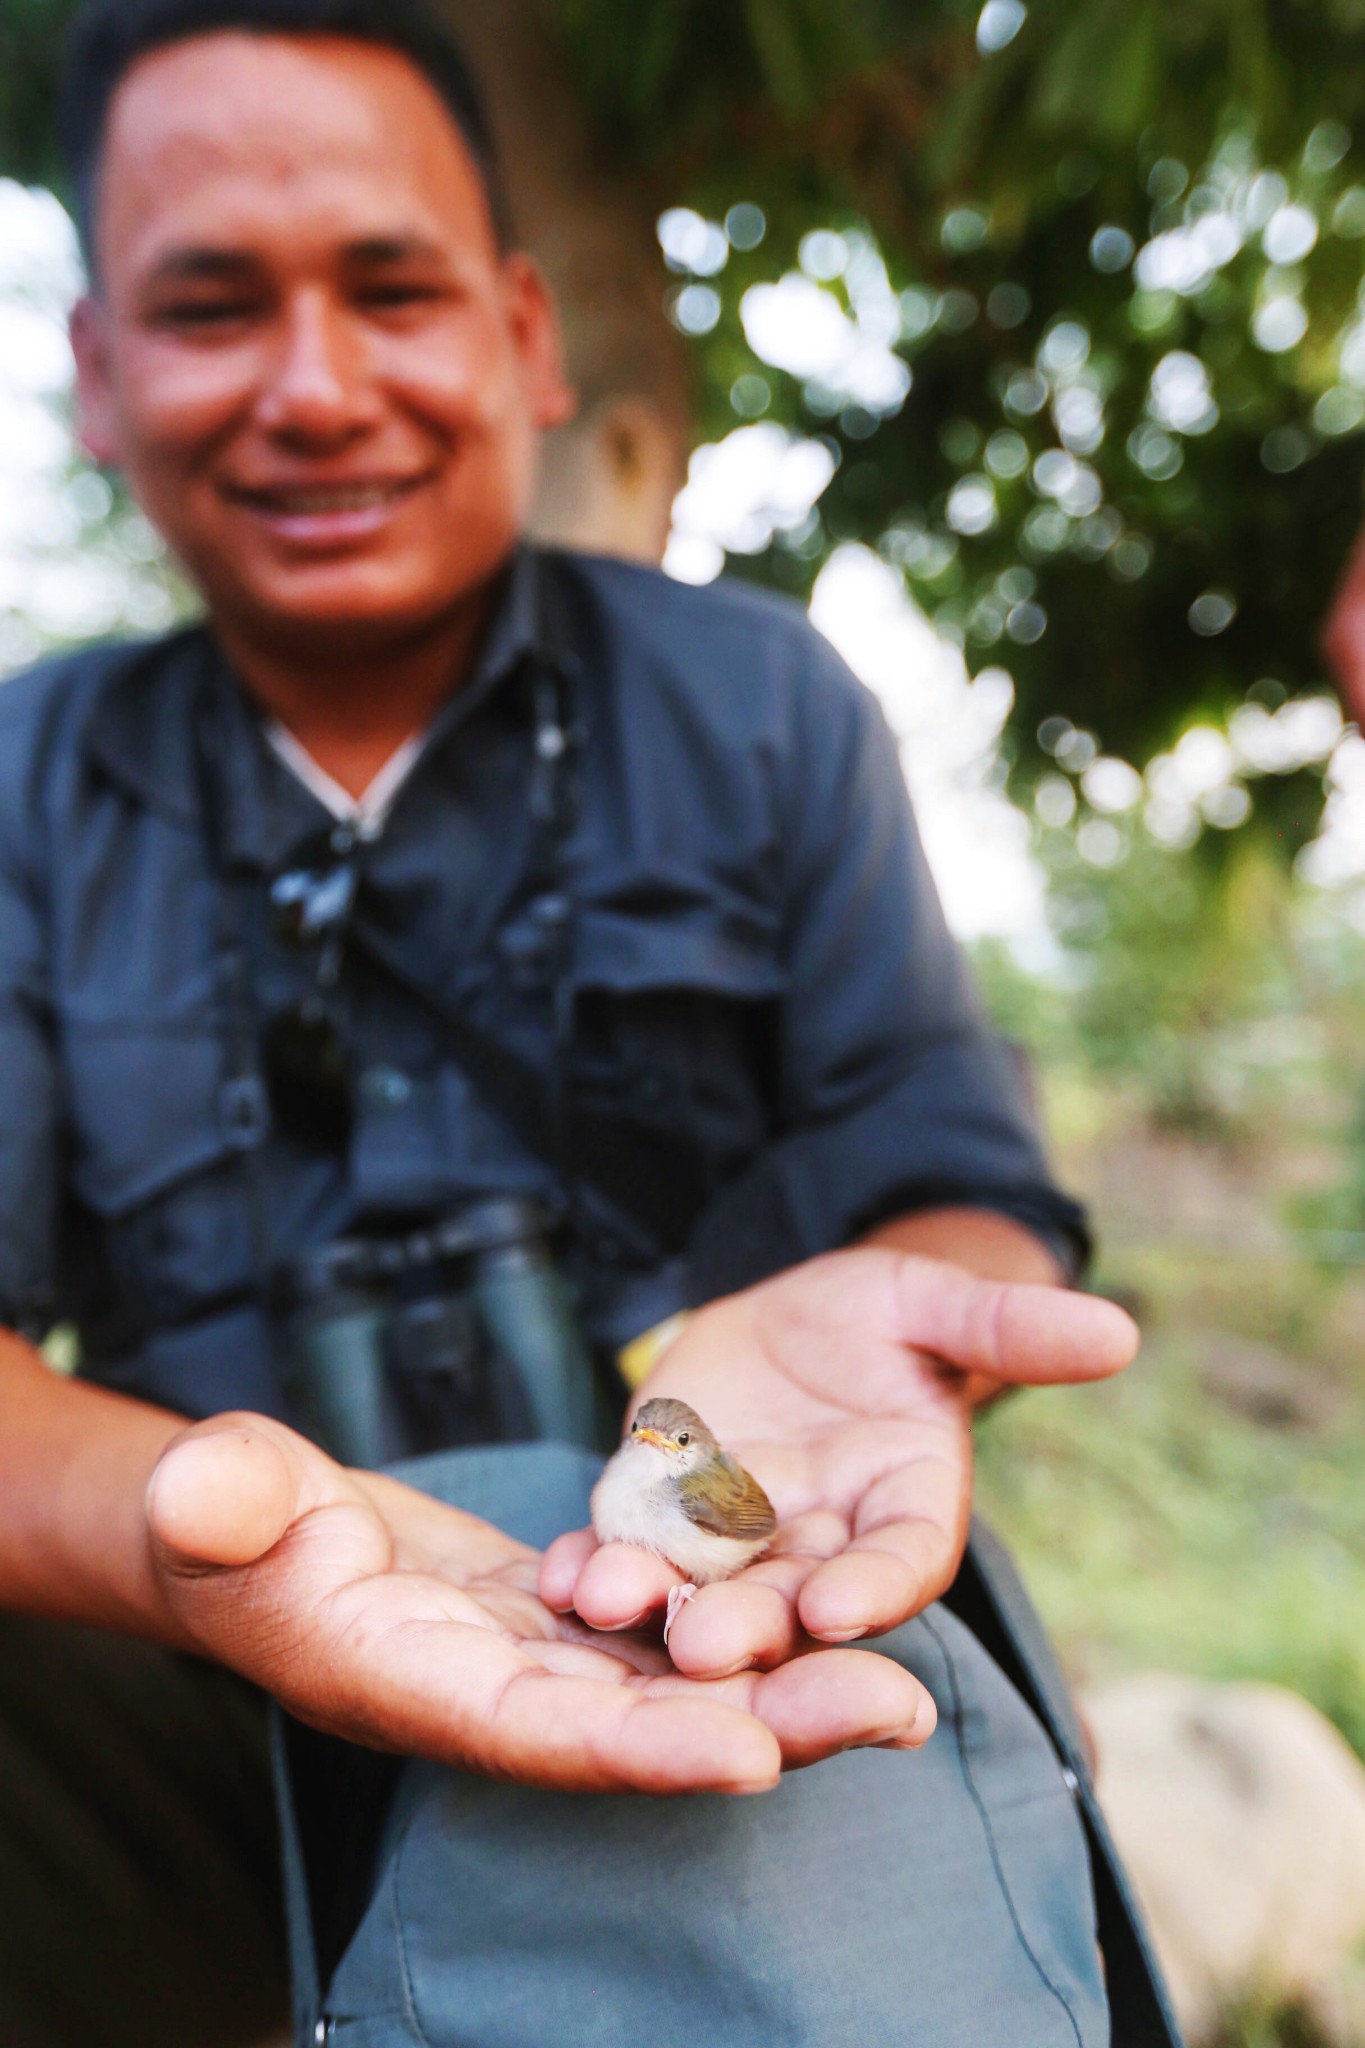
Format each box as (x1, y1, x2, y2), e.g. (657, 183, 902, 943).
(84, 543, 544, 868)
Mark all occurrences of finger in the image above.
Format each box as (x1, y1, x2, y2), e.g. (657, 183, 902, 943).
(658, 1648, 935, 1766)
(146, 1420, 305, 1567)
(572, 1512, 845, 1663)
(538, 1527, 600, 1612)
(369, 1616, 783, 1795)
(663, 1518, 847, 1676)
(570, 1540, 683, 1630)
(797, 1457, 967, 1641)
(751, 1648, 936, 1763)
(663, 1575, 803, 1677)
(895, 1263, 1139, 1388)
(509, 1681, 783, 1794)
(797, 1533, 945, 1643)
(531, 1637, 674, 1682)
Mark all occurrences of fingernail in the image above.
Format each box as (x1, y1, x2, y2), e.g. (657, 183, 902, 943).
(817, 1624, 869, 1643)
(891, 1698, 937, 1746)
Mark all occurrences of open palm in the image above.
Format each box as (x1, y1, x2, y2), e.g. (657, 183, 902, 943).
(540, 1248, 1137, 1680)
(143, 1412, 932, 1795)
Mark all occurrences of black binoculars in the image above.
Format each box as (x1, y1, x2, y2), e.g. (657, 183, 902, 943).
(274, 1196, 602, 1469)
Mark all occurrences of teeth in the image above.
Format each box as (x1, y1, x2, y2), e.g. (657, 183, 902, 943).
(257, 485, 403, 514)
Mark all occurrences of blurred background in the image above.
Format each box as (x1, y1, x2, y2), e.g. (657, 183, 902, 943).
(3, 1, 1365, 2040)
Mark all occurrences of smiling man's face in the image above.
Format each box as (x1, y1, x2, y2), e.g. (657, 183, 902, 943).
(71, 32, 573, 654)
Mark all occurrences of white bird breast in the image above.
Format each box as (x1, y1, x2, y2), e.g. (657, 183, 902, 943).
(589, 1448, 768, 1584)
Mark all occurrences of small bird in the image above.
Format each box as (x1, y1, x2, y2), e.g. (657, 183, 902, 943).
(590, 1397, 778, 1643)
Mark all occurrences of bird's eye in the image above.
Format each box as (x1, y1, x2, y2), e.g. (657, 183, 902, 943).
(676, 1431, 690, 1446)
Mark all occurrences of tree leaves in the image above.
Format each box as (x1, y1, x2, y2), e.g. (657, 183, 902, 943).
(0, 0, 82, 192)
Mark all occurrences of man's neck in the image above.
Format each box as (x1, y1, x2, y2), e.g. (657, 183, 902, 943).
(212, 589, 497, 800)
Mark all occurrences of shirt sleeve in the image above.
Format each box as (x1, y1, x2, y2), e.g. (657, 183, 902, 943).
(687, 627, 1088, 1301)
(0, 775, 60, 1338)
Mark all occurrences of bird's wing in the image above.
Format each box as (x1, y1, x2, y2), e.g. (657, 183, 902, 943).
(678, 1455, 777, 1541)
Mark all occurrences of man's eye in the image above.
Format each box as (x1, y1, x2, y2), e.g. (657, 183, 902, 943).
(159, 301, 256, 327)
(360, 284, 440, 310)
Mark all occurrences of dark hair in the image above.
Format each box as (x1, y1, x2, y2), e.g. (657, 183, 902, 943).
(58, 0, 510, 274)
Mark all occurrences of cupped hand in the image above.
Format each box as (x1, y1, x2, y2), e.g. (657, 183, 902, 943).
(143, 1412, 933, 1796)
(539, 1249, 1137, 1680)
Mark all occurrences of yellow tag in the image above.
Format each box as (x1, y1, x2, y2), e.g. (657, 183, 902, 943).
(616, 1311, 692, 1391)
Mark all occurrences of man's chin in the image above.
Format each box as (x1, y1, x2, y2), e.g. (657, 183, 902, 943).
(205, 569, 508, 662)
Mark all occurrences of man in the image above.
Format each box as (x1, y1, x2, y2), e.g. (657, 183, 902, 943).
(0, 2, 1178, 2043)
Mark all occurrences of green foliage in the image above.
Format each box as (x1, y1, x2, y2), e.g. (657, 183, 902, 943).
(975, 1312, 1365, 1757)
(0, 0, 79, 195)
(544, 0, 1365, 834)
(668, 141, 1365, 822)
(545, 1, 1365, 177)
(1005, 801, 1365, 1172)
(547, 0, 931, 148)
(1208, 1993, 1342, 2048)
(971, 830, 1365, 1792)
(1046, 831, 1305, 1126)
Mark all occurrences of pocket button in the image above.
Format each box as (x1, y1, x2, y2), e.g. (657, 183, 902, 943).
(361, 1064, 412, 1111)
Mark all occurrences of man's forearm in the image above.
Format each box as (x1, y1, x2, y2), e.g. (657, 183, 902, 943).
(0, 1329, 193, 1644)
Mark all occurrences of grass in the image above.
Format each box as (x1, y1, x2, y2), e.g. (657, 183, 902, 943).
(972, 1224, 1365, 2048)
(974, 1249, 1365, 1756)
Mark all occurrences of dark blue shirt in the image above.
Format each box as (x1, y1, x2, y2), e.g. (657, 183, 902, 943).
(0, 546, 1085, 1423)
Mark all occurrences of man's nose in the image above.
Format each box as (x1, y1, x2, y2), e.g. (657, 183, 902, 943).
(255, 292, 378, 443)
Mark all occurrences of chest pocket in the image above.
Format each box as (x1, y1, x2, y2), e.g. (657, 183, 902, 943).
(62, 1019, 255, 1335)
(566, 908, 785, 1255)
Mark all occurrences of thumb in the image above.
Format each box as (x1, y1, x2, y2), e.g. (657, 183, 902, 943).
(146, 1417, 311, 1568)
(894, 1258, 1139, 1387)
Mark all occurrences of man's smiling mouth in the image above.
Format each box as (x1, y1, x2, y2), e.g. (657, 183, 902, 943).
(225, 477, 427, 515)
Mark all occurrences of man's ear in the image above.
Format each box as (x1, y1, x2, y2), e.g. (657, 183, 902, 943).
(503, 253, 578, 431)
(69, 296, 123, 468)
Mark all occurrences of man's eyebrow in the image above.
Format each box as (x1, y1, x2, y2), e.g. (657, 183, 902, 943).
(140, 235, 453, 289)
(343, 234, 449, 266)
(145, 247, 259, 286)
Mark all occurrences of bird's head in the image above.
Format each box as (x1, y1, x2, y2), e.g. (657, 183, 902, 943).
(627, 1397, 717, 1475)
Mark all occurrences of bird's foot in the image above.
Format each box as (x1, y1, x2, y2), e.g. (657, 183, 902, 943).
(663, 1582, 699, 1647)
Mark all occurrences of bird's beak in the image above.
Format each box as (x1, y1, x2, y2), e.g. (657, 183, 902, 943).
(632, 1427, 670, 1449)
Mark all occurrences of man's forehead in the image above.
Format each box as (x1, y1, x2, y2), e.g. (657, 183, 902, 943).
(98, 31, 496, 269)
